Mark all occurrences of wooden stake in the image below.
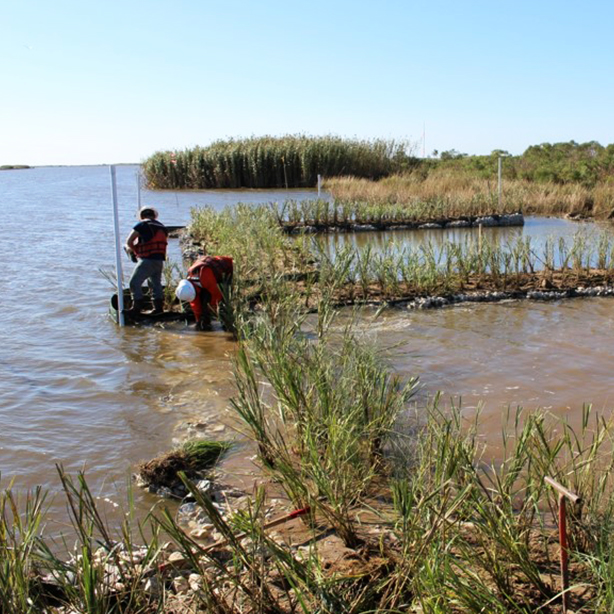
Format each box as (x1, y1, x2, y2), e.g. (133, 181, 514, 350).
(545, 476, 582, 613)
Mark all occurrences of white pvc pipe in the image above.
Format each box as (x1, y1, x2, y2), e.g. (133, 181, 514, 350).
(110, 166, 125, 326)
(498, 156, 503, 209)
(136, 169, 142, 213)
(317, 174, 322, 198)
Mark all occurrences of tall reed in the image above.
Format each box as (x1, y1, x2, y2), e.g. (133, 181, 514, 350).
(143, 136, 414, 189)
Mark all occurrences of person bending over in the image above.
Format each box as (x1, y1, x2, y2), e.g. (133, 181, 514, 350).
(175, 255, 233, 330)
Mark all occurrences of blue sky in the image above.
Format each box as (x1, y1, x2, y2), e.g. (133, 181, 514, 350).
(2, 0, 613, 166)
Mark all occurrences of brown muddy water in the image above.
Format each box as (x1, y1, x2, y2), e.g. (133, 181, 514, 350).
(2, 164, 614, 531)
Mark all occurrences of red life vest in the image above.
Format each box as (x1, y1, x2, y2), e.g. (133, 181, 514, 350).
(187, 256, 233, 285)
(133, 221, 168, 259)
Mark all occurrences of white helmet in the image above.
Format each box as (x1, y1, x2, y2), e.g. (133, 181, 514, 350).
(175, 279, 196, 302)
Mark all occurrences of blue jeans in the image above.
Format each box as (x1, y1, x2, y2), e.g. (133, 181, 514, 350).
(129, 258, 164, 300)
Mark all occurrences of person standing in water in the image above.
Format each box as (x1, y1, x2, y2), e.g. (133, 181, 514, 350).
(124, 206, 168, 315)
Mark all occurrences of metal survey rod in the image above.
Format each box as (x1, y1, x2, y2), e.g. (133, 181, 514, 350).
(545, 476, 582, 613)
(110, 166, 125, 327)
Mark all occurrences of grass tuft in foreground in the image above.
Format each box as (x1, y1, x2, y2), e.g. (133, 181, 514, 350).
(136, 439, 231, 490)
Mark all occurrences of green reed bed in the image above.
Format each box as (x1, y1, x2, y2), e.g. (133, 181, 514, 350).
(231, 302, 419, 549)
(189, 204, 313, 282)
(143, 135, 412, 190)
(316, 231, 614, 302)
(226, 300, 614, 612)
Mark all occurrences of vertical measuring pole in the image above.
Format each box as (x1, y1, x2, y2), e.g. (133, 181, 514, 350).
(498, 155, 503, 209)
(317, 174, 322, 198)
(110, 166, 125, 327)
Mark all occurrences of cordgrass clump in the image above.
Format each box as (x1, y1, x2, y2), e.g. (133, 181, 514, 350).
(136, 439, 230, 489)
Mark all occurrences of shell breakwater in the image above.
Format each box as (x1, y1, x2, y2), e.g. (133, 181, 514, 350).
(396, 283, 614, 310)
(283, 212, 524, 233)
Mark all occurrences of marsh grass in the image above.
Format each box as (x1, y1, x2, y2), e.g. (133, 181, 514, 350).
(325, 172, 614, 219)
(188, 205, 314, 286)
(230, 302, 419, 548)
(226, 292, 614, 611)
(7, 205, 614, 611)
(272, 197, 519, 228)
(187, 204, 614, 314)
(314, 230, 614, 305)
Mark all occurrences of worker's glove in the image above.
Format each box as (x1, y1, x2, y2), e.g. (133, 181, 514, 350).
(124, 247, 137, 263)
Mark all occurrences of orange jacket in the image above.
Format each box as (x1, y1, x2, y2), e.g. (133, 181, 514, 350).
(187, 256, 233, 321)
(133, 221, 168, 259)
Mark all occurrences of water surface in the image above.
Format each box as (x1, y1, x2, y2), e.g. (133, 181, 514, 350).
(1, 165, 614, 529)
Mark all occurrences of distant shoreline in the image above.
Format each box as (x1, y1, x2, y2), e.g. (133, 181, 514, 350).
(0, 162, 140, 170)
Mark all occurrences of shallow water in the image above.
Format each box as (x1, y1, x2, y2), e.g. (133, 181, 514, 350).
(1, 164, 614, 530)
(0, 165, 315, 526)
(363, 299, 614, 438)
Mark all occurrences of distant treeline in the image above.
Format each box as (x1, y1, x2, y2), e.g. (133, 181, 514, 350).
(142, 136, 415, 189)
(142, 137, 614, 190)
(431, 141, 614, 187)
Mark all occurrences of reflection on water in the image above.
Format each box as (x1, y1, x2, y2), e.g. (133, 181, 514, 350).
(2, 164, 614, 529)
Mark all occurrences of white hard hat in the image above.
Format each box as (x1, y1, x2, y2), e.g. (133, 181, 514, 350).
(175, 279, 196, 302)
